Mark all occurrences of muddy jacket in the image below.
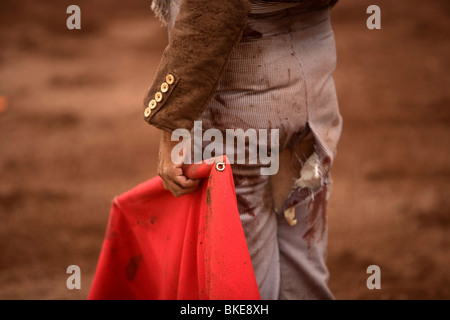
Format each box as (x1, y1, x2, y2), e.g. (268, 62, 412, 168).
(143, 0, 338, 132)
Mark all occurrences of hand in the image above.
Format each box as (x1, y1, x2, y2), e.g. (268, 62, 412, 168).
(157, 130, 200, 197)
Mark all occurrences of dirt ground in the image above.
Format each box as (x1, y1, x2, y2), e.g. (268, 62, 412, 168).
(0, 0, 449, 300)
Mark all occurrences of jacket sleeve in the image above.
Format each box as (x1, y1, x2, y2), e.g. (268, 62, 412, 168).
(143, 0, 252, 132)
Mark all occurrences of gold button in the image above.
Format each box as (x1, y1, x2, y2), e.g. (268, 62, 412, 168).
(155, 92, 163, 102)
(166, 74, 175, 85)
(144, 107, 151, 118)
(149, 99, 157, 109)
(161, 82, 169, 93)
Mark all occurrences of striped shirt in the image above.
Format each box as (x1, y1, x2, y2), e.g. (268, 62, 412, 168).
(251, 0, 301, 14)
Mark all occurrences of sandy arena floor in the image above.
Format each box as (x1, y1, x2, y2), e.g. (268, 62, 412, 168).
(0, 0, 449, 299)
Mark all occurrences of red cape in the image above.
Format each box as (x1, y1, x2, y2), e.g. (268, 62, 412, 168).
(88, 157, 260, 300)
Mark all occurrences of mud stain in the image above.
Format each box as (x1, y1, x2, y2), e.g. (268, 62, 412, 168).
(303, 186, 328, 249)
(331, 117, 340, 127)
(233, 175, 249, 187)
(236, 194, 256, 217)
(206, 187, 212, 206)
(209, 106, 223, 129)
(280, 187, 311, 213)
(105, 215, 118, 239)
(242, 24, 263, 41)
(126, 254, 143, 281)
(214, 94, 227, 108)
(136, 215, 157, 227)
(105, 227, 118, 240)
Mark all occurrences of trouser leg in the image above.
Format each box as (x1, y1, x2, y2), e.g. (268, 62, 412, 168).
(270, 135, 334, 300)
(276, 181, 334, 300)
(233, 166, 280, 300)
(233, 132, 334, 300)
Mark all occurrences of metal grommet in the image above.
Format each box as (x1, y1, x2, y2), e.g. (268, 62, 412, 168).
(215, 162, 225, 172)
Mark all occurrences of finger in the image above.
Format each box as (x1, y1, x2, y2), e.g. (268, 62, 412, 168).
(169, 183, 198, 197)
(167, 177, 199, 193)
(177, 186, 199, 196)
(163, 173, 188, 190)
(161, 166, 200, 195)
(173, 175, 201, 188)
(171, 165, 184, 177)
(173, 161, 184, 169)
(167, 165, 200, 187)
(162, 179, 186, 197)
(163, 175, 200, 197)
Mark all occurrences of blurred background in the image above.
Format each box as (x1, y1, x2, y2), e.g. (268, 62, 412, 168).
(0, 0, 449, 300)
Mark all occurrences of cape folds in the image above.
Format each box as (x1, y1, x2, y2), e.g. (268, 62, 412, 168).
(88, 157, 260, 300)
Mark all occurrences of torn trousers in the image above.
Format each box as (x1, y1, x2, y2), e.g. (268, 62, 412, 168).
(167, 1, 342, 300)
